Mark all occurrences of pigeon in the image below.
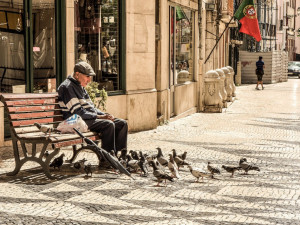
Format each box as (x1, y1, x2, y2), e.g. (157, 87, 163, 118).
(138, 151, 148, 177)
(129, 150, 139, 160)
(239, 158, 260, 174)
(43, 150, 50, 159)
(148, 161, 174, 186)
(172, 149, 189, 169)
(178, 151, 188, 160)
(126, 155, 140, 172)
(49, 153, 65, 169)
(145, 153, 157, 162)
(73, 158, 87, 171)
(222, 165, 241, 177)
(168, 154, 180, 179)
(34, 122, 60, 137)
(84, 163, 93, 177)
(118, 149, 127, 161)
(207, 162, 220, 178)
(188, 165, 211, 182)
(156, 147, 168, 167)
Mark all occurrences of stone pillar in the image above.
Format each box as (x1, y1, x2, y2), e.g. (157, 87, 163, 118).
(227, 66, 236, 97)
(221, 67, 233, 102)
(215, 69, 227, 108)
(204, 70, 223, 113)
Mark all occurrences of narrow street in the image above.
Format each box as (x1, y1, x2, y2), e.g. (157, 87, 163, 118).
(0, 79, 300, 224)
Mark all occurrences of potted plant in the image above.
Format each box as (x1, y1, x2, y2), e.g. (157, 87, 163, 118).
(85, 81, 108, 111)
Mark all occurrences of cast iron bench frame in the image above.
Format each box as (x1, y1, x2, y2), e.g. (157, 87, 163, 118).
(0, 93, 102, 179)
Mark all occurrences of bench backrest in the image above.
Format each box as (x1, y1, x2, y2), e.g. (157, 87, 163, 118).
(0, 93, 63, 137)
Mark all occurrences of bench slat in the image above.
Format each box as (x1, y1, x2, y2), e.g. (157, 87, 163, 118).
(1, 93, 58, 100)
(5, 99, 57, 106)
(9, 112, 62, 120)
(11, 117, 61, 127)
(7, 105, 57, 113)
(17, 131, 97, 142)
(52, 135, 100, 149)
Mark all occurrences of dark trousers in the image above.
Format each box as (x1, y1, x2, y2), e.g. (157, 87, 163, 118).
(86, 118, 128, 153)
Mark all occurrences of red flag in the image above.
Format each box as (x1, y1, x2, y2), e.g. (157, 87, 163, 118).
(234, 0, 262, 42)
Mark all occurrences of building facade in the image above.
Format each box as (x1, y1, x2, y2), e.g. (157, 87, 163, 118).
(0, 0, 235, 146)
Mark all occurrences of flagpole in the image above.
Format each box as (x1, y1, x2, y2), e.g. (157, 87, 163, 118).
(204, 16, 235, 64)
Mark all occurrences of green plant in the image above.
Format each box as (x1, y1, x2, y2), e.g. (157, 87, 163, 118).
(85, 81, 108, 111)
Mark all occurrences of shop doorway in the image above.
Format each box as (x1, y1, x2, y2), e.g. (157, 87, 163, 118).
(0, 0, 64, 94)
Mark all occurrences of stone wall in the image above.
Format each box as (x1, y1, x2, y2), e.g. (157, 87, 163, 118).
(240, 51, 288, 84)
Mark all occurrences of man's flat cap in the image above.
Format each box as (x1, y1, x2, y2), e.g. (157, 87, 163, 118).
(74, 61, 96, 76)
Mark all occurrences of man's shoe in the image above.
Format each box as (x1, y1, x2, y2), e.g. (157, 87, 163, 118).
(255, 87, 259, 90)
(262, 87, 265, 90)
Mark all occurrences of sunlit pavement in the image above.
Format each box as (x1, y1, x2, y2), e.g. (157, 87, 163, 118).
(0, 79, 300, 224)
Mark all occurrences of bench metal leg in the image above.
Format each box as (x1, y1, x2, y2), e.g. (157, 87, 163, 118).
(7, 139, 60, 180)
(7, 139, 22, 176)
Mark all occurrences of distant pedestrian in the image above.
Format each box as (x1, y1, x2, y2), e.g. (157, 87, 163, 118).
(255, 56, 265, 90)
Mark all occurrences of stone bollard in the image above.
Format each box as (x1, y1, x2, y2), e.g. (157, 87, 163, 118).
(221, 67, 233, 102)
(215, 69, 227, 108)
(227, 66, 236, 97)
(204, 70, 223, 113)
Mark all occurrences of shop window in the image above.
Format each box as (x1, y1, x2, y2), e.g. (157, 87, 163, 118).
(0, 9, 25, 93)
(74, 0, 120, 92)
(174, 6, 194, 84)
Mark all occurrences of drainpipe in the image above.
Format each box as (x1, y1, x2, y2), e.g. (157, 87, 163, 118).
(257, 0, 261, 51)
(198, 0, 203, 60)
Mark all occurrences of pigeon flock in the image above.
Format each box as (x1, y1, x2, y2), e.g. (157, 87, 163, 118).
(48, 147, 260, 185)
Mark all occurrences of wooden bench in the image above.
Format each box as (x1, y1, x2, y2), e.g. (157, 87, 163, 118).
(0, 93, 102, 179)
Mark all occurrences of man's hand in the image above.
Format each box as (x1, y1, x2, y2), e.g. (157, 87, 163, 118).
(97, 113, 115, 121)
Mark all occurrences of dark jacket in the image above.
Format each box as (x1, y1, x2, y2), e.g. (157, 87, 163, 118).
(57, 75, 104, 121)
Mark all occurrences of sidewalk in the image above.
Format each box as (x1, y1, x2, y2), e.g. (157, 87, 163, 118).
(0, 79, 300, 224)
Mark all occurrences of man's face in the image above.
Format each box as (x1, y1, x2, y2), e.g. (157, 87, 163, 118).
(75, 72, 92, 87)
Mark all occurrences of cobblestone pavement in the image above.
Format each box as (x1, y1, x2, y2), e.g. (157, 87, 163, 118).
(1, 79, 300, 224)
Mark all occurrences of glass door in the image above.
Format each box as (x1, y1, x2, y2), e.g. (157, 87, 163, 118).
(0, 0, 63, 94)
(32, 0, 56, 93)
(0, 0, 25, 93)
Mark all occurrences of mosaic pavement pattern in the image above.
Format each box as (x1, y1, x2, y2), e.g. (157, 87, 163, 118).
(1, 79, 300, 224)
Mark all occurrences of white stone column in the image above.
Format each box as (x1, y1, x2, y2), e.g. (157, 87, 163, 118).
(221, 67, 233, 102)
(227, 66, 236, 97)
(204, 70, 223, 113)
(216, 69, 227, 108)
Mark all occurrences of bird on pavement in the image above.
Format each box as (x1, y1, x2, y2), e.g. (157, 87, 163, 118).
(126, 155, 140, 172)
(222, 165, 241, 178)
(207, 162, 221, 178)
(178, 151, 188, 161)
(49, 153, 65, 170)
(43, 150, 50, 159)
(84, 163, 93, 177)
(172, 149, 189, 169)
(34, 122, 60, 137)
(138, 151, 148, 177)
(129, 150, 139, 160)
(239, 158, 260, 175)
(168, 154, 180, 179)
(118, 149, 128, 161)
(149, 161, 174, 187)
(188, 165, 211, 182)
(156, 147, 168, 167)
(73, 158, 87, 169)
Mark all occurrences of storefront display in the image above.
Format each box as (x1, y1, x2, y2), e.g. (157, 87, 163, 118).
(74, 0, 120, 91)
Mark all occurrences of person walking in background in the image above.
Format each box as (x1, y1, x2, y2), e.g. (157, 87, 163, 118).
(255, 56, 265, 90)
